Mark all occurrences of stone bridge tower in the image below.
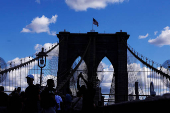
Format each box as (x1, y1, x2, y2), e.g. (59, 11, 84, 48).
(57, 31, 130, 103)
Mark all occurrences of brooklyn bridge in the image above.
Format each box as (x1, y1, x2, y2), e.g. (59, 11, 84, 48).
(0, 31, 170, 113)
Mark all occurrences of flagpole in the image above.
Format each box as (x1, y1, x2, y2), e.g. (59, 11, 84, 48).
(92, 20, 93, 30)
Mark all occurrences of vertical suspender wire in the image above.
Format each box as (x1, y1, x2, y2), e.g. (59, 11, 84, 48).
(160, 73, 161, 95)
(23, 65, 24, 91)
(169, 71, 170, 93)
(158, 72, 159, 95)
(159, 65, 161, 95)
(156, 71, 157, 95)
(165, 76, 166, 94)
(144, 66, 146, 96)
(163, 75, 164, 94)
(168, 77, 170, 93)
(19, 60, 21, 88)
(26, 64, 28, 88)
(12, 70, 14, 91)
(34, 59, 35, 84)
(25, 64, 27, 89)
(164, 76, 165, 94)
(5, 72, 7, 92)
(156, 68, 159, 94)
(1, 73, 3, 89)
(163, 76, 165, 94)
(1, 73, 3, 88)
(159, 66, 160, 95)
(158, 67, 159, 94)
(148, 65, 149, 96)
(14, 69, 16, 90)
(167, 77, 168, 93)
(153, 70, 154, 94)
(12, 70, 14, 90)
(29, 63, 31, 83)
(29, 61, 30, 75)
(37, 61, 38, 84)
(159, 74, 163, 95)
(167, 77, 169, 93)
(9, 71, 10, 91)
(146, 66, 148, 96)
(24, 59, 25, 91)
(25, 65, 27, 88)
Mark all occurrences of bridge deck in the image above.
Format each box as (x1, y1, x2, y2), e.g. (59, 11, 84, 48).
(96, 95, 170, 113)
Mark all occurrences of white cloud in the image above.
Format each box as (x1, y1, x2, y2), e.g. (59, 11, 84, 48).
(154, 31, 158, 35)
(35, 0, 40, 4)
(148, 26, 170, 47)
(65, 0, 127, 11)
(1, 57, 38, 92)
(138, 33, 149, 39)
(21, 15, 58, 36)
(34, 42, 59, 59)
(97, 62, 114, 94)
(0, 42, 59, 92)
(21, 28, 31, 32)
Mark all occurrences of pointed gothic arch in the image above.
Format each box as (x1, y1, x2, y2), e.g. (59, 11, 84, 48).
(57, 31, 129, 103)
(70, 56, 88, 96)
(97, 56, 115, 104)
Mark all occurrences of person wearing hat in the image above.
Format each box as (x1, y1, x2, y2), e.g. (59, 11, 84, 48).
(23, 74, 40, 113)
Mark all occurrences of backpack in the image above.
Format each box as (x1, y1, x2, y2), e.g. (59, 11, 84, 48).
(40, 87, 57, 109)
(70, 97, 82, 112)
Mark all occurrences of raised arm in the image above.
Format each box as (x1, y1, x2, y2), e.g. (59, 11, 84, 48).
(77, 73, 81, 90)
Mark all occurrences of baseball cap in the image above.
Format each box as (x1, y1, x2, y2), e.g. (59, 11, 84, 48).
(26, 74, 34, 79)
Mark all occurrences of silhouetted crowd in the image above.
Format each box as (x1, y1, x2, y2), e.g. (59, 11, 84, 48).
(0, 72, 96, 113)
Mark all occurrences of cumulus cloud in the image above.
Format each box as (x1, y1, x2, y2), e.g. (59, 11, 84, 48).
(0, 42, 59, 92)
(138, 33, 149, 39)
(148, 26, 170, 47)
(21, 15, 58, 36)
(1, 57, 38, 92)
(34, 42, 59, 59)
(65, 0, 127, 11)
(97, 62, 114, 94)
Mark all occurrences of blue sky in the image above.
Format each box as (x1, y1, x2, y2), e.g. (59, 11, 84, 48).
(1, 0, 170, 97)
(1, 0, 170, 64)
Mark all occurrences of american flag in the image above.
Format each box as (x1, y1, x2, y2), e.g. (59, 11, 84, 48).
(93, 18, 99, 27)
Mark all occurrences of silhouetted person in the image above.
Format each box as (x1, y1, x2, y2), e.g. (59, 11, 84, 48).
(9, 88, 17, 96)
(16, 87, 21, 95)
(71, 91, 83, 113)
(24, 74, 39, 113)
(40, 79, 57, 113)
(0, 86, 8, 113)
(55, 91, 63, 113)
(8, 90, 22, 113)
(77, 72, 96, 113)
(36, 84, 42, 113)
(64, 88, 73, 113)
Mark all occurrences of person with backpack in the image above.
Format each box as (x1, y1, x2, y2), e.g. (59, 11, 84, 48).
(70, 91, 83, 113)
(77, 72, 96, 113)
(40, 79, 58, 113)
(54, 91, 63, 113)
(64, 88, 73, 113)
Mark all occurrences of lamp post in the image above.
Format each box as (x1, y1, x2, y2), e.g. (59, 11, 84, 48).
(36, 47, 48, 86)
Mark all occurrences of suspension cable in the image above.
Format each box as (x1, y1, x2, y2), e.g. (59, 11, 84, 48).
(0, 37, 65, 75)
(57, 38, 92, 91)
